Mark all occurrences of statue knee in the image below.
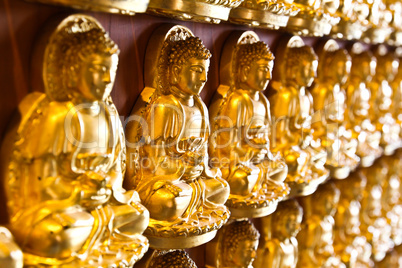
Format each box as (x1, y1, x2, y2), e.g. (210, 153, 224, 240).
(19, 211, 93, 259)
(146, 183, 192, 221)
(227, 168, 253, 196)
(110, 203, 149, 235)
(204, 175, 230, 205)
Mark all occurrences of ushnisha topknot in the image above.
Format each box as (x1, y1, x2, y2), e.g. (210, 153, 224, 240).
(236, 41, 274, 71)
(168, 36, 211, 67)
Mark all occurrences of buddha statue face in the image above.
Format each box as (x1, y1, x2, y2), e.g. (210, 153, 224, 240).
(222, 220, 260, 268)
(63, 32, 119, 102)
(285, 46, 318, 88)
(313, 182, 340, 216)
(236, 41, 275, 93)
(274, 200, 303, 239)
(168, 37, 211, 96)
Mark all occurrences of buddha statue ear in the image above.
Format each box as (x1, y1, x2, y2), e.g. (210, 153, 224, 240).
(169, 64, 181, 85)
(240, 65, 250, 83)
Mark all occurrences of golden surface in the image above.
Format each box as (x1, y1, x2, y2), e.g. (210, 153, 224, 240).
(344, 43, 383, 168)
(269, 36, 329, 197)
(2, 15, 149, 267)
(254, 199, 303, 268)
(24, 0, 149, 15)
(125, 25, 230, 249)
(333, 172, 373, 267)
(147, 0, 244, 23)
(311, 40, 360, 179)
(0, 227, 23, 268)
(209, 31, 289, 219)
(206, 220, 260, 268)
(229, 0, 300, 29)
(296, 182, 344, 267)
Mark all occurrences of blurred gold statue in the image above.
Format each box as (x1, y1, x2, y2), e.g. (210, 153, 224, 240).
(296, 182, 344, 268)
(2, 15, 149, 267)
(345, 44, 383, 167)
(333, 171, 373, 268)
(379, 155, 402, 246)
(391, 48, 402, 137)
(361, 0, 393, 44)
(254, 199, 303, 268)
(368, 46, 401, 155)
(125, 25, 230, 249)
(206, 220, 260, 268)
(330, 0, 368, 39)
(311, 40, 359, 179)
(360, 162, 394, 262)
(0, 227, 23, 268)
(209, 31, 289, 219)
(269, 36, 329, 197)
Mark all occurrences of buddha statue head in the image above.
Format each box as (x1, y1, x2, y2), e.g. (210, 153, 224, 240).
(284, 45, 318, 88)
(374, 46, 399, 82)
(235, 41, 274, 93)
(320, 48, 351, 86)
(53, 23, 119, 103)
(350, 49, 376, 83)
(221, 220, 260, 268)
(167, 37, 211, 96)
(312, 182, 340, 217)
(148, 250, 198, 268)
(272, 199, 303, 240)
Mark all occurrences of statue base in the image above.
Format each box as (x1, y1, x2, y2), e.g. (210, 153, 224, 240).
(285, 170, 329, 197)
(286, 14, 338, 36)
(330, 20, 366, 40)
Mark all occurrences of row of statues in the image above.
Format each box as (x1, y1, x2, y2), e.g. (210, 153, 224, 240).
(1, 13, 402, 267)
(26, 0, 402, 42)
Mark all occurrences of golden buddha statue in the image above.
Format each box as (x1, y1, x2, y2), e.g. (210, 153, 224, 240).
(285, 0, 340, 36)
(311, 40, 359, 179)
(147, 250, 198, 268)
(269, 36, 329, 197)
(344, 43, 383, 167)
(296, 182, 344, 268)
(229, 0, 299, 29)
(0, 227, 23, 268)
(361, 0, 392, 44)
(147, 0, 244, 23)
(209, 31, 289, 219)
(333, 171, 373, 268)
(24, 0, 149, 15)
(360, 162, 394, 262)
(125, 25, 230, 250)
(368, 46, 401, 155)
(206, 220, 260, 268)
(379, 155, 402, 246)
(2, 15, 149, 267)
(254, 199, 303, 268)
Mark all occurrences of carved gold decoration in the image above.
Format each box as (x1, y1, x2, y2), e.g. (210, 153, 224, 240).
(3, 14, 149, 267)
(0, 227, 23, 268)
(345, 43, 383, 167)
(254, 199, 303, 268)
(206, 219, 259, 268)
(25, 0, 149, 15)
(330, 0, 368, 39)
(147, 0, 244, 24)
(368, 45, 401, 155)
(269, 36, 329, 197)
(125, 25, 230, 249)
(311, 40, 360, 179)
(333, 171, 374, 268)
(285, 0, 340, 36)
(229, 0, 300, 29)
(296, 182, 344, 268)
(209, 31, 289, 219)
(360, 162, 394, 262)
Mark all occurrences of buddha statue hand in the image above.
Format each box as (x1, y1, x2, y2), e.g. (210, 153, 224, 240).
(77, 171, 113, 209)
(226, 163, 259, 196)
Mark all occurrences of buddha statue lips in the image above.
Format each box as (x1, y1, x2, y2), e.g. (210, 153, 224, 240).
(2, 15, 150, 267)
(125, 26, 230, 249)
